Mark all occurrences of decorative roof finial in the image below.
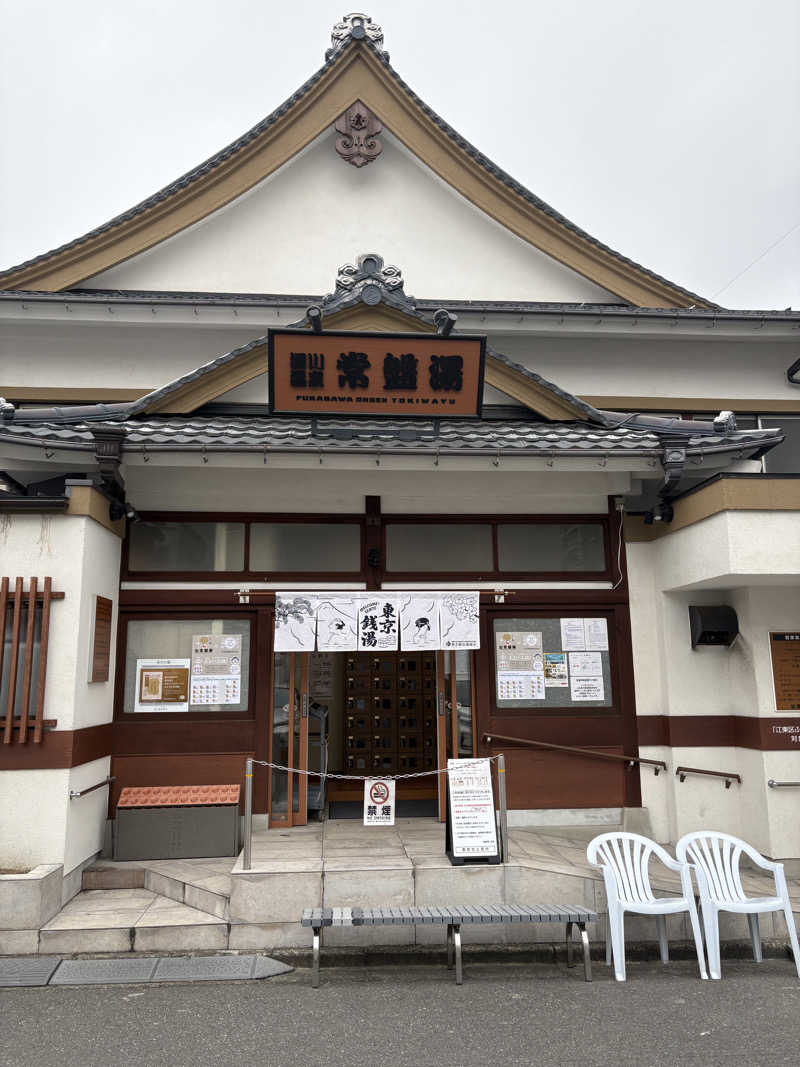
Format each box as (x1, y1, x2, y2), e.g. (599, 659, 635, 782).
(326, 13, 388, 60)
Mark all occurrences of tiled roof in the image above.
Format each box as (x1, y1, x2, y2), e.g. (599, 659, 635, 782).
(117, 785, 240, 808)
(0, 414, 780, 459)
(0, 39, 711, 306)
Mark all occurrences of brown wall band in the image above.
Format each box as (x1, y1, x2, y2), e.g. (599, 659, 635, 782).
(637, 715, 800, 750)
(0, 723, 113, 770)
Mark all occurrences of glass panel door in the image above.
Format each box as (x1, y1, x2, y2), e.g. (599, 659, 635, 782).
(270, 652, 309, 827)
(436, 651, 476, 821)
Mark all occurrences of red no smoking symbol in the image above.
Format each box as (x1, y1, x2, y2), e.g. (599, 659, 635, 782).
(369, 781, 390, 805)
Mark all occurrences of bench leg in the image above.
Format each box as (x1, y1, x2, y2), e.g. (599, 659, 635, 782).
(453, 925, 463, 986)
(566, 922, 592, 982)
(312, 926, 321, 988)
(446, 924, 454, 969)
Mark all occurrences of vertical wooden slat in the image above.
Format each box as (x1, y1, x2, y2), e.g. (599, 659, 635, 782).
(33, 577, 52, 744)
(0, 577, 9, 742)
(18, 577, 37, 744)
(3, 577, 23, 744)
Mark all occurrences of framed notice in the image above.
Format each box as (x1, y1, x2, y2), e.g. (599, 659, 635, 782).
(445, 758, 500, 865)
(770, 632, 800, 712)
(133, 658, 190, 713)
(269, 329, 486, 418)
(89, 595, 113, 683)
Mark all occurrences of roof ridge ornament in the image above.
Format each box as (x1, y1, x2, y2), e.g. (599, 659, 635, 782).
(326, 13, 388, 60)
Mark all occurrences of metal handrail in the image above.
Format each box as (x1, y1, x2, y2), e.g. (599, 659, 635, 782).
(768, 779, 800, 788)
(69, 776, 114, 800)
(482, 733, 666, 775)
(675, 765, 741, 789)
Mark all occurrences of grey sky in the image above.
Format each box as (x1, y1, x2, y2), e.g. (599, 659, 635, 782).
(1, 0, 798, 308)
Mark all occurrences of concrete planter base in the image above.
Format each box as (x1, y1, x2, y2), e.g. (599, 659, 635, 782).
(0, 865, 62, 931)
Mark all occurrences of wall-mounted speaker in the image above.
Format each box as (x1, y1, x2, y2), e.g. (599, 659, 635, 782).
(689, 605, 739, 649)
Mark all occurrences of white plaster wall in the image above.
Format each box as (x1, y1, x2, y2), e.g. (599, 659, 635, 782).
(0, 769, 69, 870)
(123, 465, 628, 515)
(64, 757, 111, 875)
(4, 321, 797, 411)
(0, 515, 119, 873)
(493, 335, 800, 404)
(0, 513, 121, 731)
(651, 512, 800, 592)
(84, 132, 615, 303)
(629, 533, 800, 855)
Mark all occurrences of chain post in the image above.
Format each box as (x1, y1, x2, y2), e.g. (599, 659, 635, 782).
(243, 757, 253, 871)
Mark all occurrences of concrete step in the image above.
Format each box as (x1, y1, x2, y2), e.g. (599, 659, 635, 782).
(39, 888, 231, 954)
(85, 860, 233, 921)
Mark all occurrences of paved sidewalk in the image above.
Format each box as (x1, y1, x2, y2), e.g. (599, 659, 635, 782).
(2, 959, 799, 1067)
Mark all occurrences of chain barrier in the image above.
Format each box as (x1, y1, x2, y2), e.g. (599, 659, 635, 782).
(246, 756, 498, 782)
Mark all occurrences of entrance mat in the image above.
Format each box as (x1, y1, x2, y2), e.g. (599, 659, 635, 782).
(329, 799, 438, 820)
(0, 957, 60, 987)
(1, 955, 293, 987)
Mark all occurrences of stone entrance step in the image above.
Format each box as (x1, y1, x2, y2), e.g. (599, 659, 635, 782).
(84, 858, 233, 921)
(39, 888, 230, 954)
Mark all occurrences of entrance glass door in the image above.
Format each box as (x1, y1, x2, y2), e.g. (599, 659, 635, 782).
(436, 651, 476, 820)
(269, 652, 309, 827)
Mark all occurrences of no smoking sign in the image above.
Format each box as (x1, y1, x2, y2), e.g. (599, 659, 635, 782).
(363, 778, 396, 826)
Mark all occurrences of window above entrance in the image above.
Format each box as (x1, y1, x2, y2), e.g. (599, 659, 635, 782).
(123, 512, 611, 582)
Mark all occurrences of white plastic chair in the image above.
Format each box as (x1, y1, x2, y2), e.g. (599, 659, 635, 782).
(676, 831, 800, 980)
(587, 831, 708, 981)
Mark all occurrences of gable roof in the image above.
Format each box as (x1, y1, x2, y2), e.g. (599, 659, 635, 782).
(0, 29, 713, 308)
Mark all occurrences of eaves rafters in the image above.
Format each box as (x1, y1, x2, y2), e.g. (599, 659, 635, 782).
(0, 40, 712, 308)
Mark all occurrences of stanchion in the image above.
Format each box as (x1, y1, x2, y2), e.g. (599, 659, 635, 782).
(497, 753, 509, 863)
(243, 757, 253, 871)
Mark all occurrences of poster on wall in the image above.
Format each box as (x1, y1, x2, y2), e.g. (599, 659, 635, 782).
(440, 592, 480, 650)
(544, 652, 569, 687)
(560, 618, 586, 651)
(570, 675, 605, 702)
(190, 633, 241, 706)
(770, 632, 800, 711)
(274, 594, 317, 652)
(399, 595, 441, 650)
(496, 671, 545, 701)
(495, 630, 543, 670)
(316, 598, 358, 652)
(134, 658, 190, 712)
(446, 758, 500, 864)
(584, 617, 609, 651)
(309, 652, 336, 699)
(357, 597, 399, 651)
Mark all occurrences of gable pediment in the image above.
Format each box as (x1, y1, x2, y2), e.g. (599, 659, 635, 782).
(0, 32, 711, 308)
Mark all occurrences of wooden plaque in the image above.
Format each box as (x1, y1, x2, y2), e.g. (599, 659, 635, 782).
(769, 632, 800, 712)
(90, 596, 113, 683)
(268, 329, 486, 417)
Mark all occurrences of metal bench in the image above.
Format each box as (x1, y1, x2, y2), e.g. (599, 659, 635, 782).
(301, 904, 596, 986)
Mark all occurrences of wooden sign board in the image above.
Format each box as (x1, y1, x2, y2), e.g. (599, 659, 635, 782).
(445, 758, 500, 866)
(268, 329, 486, 418)
(769, 632, 800, 712)
(90, 595, 113, 683)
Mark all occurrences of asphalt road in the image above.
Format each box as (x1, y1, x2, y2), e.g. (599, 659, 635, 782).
(2, 958, 799, 1067)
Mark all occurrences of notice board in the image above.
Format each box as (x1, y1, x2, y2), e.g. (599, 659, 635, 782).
(445, 758, 500, 865)
(770, 632, 800, 712)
